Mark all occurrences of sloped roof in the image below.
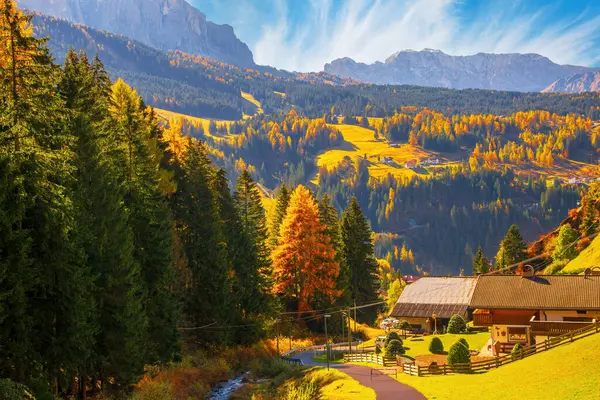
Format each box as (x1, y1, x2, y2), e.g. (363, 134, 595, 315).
(470, 275, 600, 310)
(390, 277, 478, 319)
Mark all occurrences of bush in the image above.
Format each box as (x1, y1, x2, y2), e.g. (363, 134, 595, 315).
(256, 358, 290, 378)
(448, 341, 471, 365)
(132, 381, 175, 400)
(284, 379, 322, 400)
(385, 331, 402, 347)
(385, 339, 405, 357)
(0, 379, 33, 400)
(428, 337, 444, 354)
(544, 259, 568, 274)
(447, 314, 467, 334)
(457, 338, 469, 350)
(375, 344, 382, 354)
(511, 343, 524, 360)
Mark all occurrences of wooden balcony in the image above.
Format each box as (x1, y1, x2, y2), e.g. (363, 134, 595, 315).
(531, 320, 594, 337)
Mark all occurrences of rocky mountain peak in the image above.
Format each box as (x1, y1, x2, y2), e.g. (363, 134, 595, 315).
(17, 0, 254, 66)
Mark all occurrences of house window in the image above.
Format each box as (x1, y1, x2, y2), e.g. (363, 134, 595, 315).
(576, 310, 587, 315)
(507, 327, 527, 343)
(563, 317, 593, 322)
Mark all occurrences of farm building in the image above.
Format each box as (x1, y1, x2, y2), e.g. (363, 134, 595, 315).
(390, 276, 478, 333)
(471, 272, 600, 354)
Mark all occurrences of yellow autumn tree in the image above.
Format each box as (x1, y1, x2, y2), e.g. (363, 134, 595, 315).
(272, 185, 340, 311)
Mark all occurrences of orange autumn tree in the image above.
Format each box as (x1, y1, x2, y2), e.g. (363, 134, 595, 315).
(272, 185, 340, 311)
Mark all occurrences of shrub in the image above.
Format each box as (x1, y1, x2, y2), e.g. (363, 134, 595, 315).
(544, 259, 568, 275)
(428, 337, 444, 354)
(457, 338, 469, 350)
(385, 331, 402, 347)
(0, 379, 33, 400)
(385, 339, 405, 357)
(447, 314, 467, 334)
(375, 345, 382, 354)
(448, 341, 471, 365)
(284, 380, 322, 400)
(511, 343, 524, 360)
(256, 358, 290, 378)
(132, 381, 175, 400)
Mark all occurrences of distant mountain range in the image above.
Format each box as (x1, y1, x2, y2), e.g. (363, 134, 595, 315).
(543, 71, 600, 93)
(17, 0, 254, 66)
(324, 49, 599, 92)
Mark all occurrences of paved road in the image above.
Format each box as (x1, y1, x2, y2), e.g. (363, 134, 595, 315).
(296, 351, 426, 400)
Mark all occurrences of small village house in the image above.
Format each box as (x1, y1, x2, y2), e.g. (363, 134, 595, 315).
(470, 272, 600, 354)
(390, 277, 478, 333)
(404, 159, 418, 169)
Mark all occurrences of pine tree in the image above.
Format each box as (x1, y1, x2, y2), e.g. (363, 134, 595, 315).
(341, 197, 380, 323)
(212, 168, 272, 343)
(172, 140, 230, 341)
(495, 225, 528, 271)
(0, 2, 94, 391)
(472, 246, 489, 274)
(272, 185, 340, 312)
(109, 79, 179, 365)
(234, 171, 272, 281)
(269, 183, 291, 249)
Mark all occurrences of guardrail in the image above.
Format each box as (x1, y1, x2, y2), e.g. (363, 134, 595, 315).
(282, 341, 360, 358)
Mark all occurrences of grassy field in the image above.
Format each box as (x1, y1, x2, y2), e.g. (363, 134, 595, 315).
(315, 124, 438, 182)
(241, 91, 263, 116)
(389, 331, 600, 400)
(400, 332, 490, 359)
(154, 108, 235, 142)
(564, 235, 600, 273)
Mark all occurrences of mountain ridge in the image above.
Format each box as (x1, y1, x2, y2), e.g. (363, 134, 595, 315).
(543, 71, 600, 93)
(17, 0, 255, 66)
(324, 49, 597, 92)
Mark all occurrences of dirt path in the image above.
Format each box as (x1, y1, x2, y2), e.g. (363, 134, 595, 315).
(296, 352, 426, 400)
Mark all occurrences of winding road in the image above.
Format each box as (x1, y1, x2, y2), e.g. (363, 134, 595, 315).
(295, 351, 426, 400)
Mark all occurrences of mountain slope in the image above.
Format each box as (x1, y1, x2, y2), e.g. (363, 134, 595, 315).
(18, 0, 254, 66)
(543, 71, 600, 93)
(324, 49, 595, 92)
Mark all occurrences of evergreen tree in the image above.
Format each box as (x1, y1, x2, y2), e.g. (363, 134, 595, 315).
(234, 171, 272, 281)
(109, 79, 179, 365)
(172, 140, 230, 341)
(0, 3, 94, 392)
(495, 225, 528, 271)
(341, 197, 380, 323)
(553, 224, 579, 262)
(212, 168, 272, 343)
(472, 246, 490, 274)
(269, 183, 291, 249)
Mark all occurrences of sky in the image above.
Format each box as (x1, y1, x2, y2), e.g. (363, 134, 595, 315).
(191, 0, 600, 72)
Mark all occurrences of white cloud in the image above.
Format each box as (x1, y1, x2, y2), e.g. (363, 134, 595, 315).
(248, 0, 600, 71)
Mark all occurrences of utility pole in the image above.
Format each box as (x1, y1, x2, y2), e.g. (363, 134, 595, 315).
(276, 318, 280, 357)
(347, 308, 352, 355)
(341, 314, 345, 345)
(353, 299, 357, 333)
(324, 314, 331, 371)
(288, 320, 292, 352)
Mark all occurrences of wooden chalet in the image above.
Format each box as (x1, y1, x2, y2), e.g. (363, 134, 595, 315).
(390, 277, 478, 333)
(470, 273, 600, 354)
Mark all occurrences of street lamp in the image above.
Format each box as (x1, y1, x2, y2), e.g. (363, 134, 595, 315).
(432, 313, 437, 334)
(324, 314, 331, 371)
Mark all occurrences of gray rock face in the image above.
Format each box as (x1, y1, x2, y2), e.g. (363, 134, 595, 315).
(324, 49, 596, 92)
(18, 0, 254, 66)
(543, 71, 600, 93)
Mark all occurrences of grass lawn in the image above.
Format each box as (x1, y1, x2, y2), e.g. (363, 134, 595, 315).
(311, 353, 346, 364)
(389, 331, 600, 400)
(564, 235, 600, 274)
(315, 124, 436, 182)
(401, 332, 490, 359)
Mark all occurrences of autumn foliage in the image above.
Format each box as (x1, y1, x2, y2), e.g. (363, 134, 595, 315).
(272, 185, 340, 311)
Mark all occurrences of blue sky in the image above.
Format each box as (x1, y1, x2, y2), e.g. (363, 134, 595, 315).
(191, 0, 600, 72)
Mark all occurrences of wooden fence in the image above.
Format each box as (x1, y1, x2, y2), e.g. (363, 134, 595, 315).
(343, 353, 397, 367)
(351, 321, 600, 377)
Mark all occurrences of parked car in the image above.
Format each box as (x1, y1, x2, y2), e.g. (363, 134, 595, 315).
(379, 317, 399, 330)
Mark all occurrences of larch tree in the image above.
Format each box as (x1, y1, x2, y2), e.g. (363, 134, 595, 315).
(341, 197, 380, 324)
(552, 224, 579, 262)
(272, 185, 340, 312)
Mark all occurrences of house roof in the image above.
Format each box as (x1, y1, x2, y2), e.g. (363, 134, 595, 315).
(390, 277, 478, 319)
(470, 275, 600, 310)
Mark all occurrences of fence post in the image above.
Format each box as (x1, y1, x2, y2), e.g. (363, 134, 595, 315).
(570, 331, 574, 343)
(495, 356, 499, 368)
(417, 365, 421, 377)
(443, 364, 447, 375)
